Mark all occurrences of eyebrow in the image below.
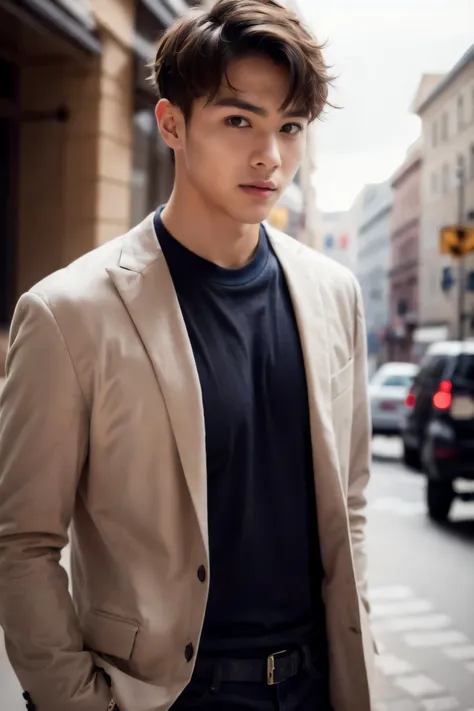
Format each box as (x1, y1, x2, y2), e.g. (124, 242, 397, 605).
(212, 97, 307, 119)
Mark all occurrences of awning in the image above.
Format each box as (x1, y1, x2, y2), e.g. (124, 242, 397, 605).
(1, 0, 102, 55)
(139, 0, 190, 28)
(133, 0, 191, 81)
(135, 0, 193, 55)
(55, 0, 95, 29)
(140, 0, 175, 28)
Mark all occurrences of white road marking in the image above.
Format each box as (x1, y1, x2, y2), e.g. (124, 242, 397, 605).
(394, 674, 445, 697)
(373, 614, 452, 634)
(369, 586, 414, 602)
(371, 599, 434, 620)
(420, 698, 459, 710)
(455, 480, 474, 493)
(368, 497, 425, 516)
(397, 502, 427, 516)
(443, 645, 474, 661)
(404, 630, 469, 648)
(375, 653, 415, 676)
(369, 497, 403, 510)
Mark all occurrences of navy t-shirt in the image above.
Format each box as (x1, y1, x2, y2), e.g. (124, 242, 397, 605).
(154, 211, 326, 656)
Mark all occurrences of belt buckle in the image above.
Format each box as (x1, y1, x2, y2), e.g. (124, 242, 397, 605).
(267, 650, 287, 685)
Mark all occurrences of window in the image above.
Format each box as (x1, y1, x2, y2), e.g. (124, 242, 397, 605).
(422, 355, 449, 381)
(382, 374, 416, 388)
(131, 102, 175, 226)
(442, 163, 450, 192)
(431, 172, 438, 195)
(471, 145, 474, 179)
(458, 95, 465, 132)
(441, 112, 449, 141)
(432, 121, 438, 147)
(454, 354, 474, 383)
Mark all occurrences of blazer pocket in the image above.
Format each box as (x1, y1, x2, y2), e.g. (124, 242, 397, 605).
(331, 358, 354, 401)
(83, 609, 139, 661)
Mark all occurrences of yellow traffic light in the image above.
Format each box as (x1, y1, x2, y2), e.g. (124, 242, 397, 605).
(440, 226, 474, 257)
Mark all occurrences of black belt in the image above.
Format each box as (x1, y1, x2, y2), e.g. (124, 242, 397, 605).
(193, 648, 307, 686)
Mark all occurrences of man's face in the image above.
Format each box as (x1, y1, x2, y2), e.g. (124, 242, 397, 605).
(175, 55, 308, 225)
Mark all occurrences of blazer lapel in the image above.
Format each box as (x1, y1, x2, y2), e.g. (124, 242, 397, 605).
(106, 215, 209, 553)
(266, 226, 350, 581)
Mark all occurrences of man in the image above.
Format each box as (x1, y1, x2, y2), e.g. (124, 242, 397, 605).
(0, 1, 376, 710)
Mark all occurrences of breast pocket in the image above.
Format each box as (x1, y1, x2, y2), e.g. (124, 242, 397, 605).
(331, 358, 354, 401)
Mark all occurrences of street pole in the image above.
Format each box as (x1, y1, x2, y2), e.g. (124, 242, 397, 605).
(457, 158, 466, 341)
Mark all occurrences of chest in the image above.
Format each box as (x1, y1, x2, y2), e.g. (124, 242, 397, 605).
(175, 273, 310, 449)
(188, 270, 305, 369)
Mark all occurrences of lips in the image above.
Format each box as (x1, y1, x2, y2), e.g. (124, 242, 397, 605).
(242, 181, 277, 191)
(239, 181, 277, 199)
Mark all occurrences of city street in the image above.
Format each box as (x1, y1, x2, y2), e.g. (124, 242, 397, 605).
(368, 438, 474, 711)
(1, 438, 473, 710)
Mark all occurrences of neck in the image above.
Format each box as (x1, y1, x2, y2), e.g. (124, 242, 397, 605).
(160, 184, 260, 269)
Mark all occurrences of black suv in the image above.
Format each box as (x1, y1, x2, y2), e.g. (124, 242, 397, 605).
(401, 341, 474, 522)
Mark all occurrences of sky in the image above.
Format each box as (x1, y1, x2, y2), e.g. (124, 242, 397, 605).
(298, 0, 474, 212)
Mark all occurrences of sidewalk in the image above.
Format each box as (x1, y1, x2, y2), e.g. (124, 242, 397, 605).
(374, 668, 426, 711)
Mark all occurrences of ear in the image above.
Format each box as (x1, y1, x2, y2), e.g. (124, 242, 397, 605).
(155, 99, 184, 150)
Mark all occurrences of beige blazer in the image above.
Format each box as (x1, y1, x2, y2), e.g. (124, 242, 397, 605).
(0, 216, 375, 711)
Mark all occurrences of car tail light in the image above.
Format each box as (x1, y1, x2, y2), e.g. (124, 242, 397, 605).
(405, 392, 416, 408)
(433, 380, 453, 410)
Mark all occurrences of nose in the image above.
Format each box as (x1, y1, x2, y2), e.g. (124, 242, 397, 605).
(250, 134, 282, 171)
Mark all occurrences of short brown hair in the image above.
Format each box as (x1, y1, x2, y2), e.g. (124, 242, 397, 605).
(151, 0, 331, 122)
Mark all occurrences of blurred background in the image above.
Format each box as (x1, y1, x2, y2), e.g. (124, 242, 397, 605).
(0, 0, 474, 710)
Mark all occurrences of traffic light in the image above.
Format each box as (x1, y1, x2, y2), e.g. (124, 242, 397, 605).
(440, 226, 474, 257)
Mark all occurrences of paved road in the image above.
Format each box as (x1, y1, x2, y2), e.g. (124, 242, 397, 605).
(368, 437, 474, 711)
(1, 438, 473, 710)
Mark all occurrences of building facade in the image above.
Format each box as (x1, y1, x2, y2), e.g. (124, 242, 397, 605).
(267, 0, 319, 246)
(0, 0, 196, 374)
(415, 45, 474, 345)
(356, 181, 393, 376)
(387, 140, 422, 362)
(318, 190, 363, 273)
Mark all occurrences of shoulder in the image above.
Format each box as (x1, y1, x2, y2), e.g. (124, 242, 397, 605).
(28, 234, 125, 310)
(23, 214, 158, 312)
(10, 220, 150, 356)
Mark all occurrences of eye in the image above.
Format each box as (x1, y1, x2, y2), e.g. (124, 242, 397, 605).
(226, 116, 251, 128)
(281, 122, 304, 135)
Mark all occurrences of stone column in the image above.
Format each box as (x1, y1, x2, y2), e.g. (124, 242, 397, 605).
(16, 0, 135, 296)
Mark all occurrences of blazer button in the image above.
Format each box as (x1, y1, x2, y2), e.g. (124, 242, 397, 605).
(185, 642, 194, 662)
(197, 565, 206, 583)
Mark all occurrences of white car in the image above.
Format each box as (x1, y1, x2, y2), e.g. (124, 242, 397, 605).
(369, 362, 419, 436)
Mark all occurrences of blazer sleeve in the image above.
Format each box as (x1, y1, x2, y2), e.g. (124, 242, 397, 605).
(0, 292, 111, 711)
(347, 280, 372, 615)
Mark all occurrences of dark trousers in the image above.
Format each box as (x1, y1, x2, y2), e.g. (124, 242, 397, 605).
(170, 653, 332, 711)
